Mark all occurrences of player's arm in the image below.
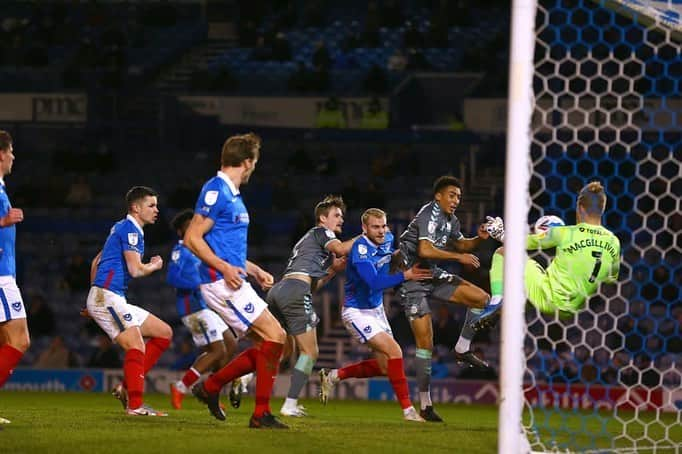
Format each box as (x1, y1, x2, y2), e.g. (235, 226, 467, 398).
(417, 239, 480, 268)
(604, 238, 621, 283)
(184, 214, 246, 280)
(124, 250, 162, 278)
(90, 250, 102, 284)
(0, 207, 23, 227)
(325, 235, 360, 257)
(447, 222, 491, 252)
(312, 255, 347, 292)
(355, 260, 431, 291)
(246, 260, 274, 290)
(526, 227, 562, 250)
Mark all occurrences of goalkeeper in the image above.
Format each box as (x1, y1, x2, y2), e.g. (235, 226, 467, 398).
(473, 181, 621, 330)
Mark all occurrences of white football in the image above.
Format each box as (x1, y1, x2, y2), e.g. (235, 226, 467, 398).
(533, 215, 565, 234)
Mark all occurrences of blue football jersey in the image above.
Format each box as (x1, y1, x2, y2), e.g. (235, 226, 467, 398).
(93, 215, 145, 296)
(0, 181, 16, 277)
(194, 172, 249, 283)
(344, 232, 404, 310)
(167, 241, 208, 316)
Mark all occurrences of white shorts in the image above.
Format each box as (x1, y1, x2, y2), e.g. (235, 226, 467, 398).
(200, 280, 267, 339)
(86, 286, 150, 340)
(181, 308, 233, 348)
(342, 305, 392, 344)
(0, 276, 25, 323)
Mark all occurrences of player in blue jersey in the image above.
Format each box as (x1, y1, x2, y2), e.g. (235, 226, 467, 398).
(319, 208, 431, 421)
(267, 195, 355, 418)
(0, 131, 28, 424)
(87, 186, 173, 416)
(167, 209, 252, 410)
(185, 132, 288, 429)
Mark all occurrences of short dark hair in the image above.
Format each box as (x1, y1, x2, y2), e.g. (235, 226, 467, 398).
(314, 195, 345, 223)
(126, 186, 158, 210)
(171, 209, 194, 235)
(433, 175, 462, 195)
(221, 132, 261, 167)
(577, 181, 606, 215)
(0, 131, 13, 152)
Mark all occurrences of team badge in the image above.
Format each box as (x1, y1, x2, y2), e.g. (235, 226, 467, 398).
(204, 190, 219, 206)
(363, 325, 372, 334)
(428, 221, 437, 234)
(210, 329, 217, 337)
(171, 250, 180, 261)
(244, 303, 254, 314)
(123, 313, 132, 322)
(11, 302, 22, 312)
(128, 233, 138, 246)
(358, 244, 368, 255)
(325, 229, 335, 238)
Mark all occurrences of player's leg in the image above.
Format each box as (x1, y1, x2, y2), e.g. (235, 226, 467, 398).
(114, 325, 153, 414)
(407, 313, 444, 421)
(139, 313, 173, 374)
(0, 277, 30, 392)
(195, 280, 286, 427)
(281, 328, 318, 416)
(435, 278, 492, 369)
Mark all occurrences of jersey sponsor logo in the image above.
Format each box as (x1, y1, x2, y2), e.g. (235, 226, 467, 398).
(128, 233, 139, 246)
(171, 250, 180, 261)
(244, 302, 255, 314)
(123, 313, 132, 322)
(358, 244, 368, 255)
(325, 229, 336, 239)
(11, 302, 21, 312)
(204, 190, 219, 206)
(363, 325, 372, 334)
(209, 329, 217, 337)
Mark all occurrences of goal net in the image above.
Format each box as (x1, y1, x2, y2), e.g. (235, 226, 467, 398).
(502, 0, 681, 452)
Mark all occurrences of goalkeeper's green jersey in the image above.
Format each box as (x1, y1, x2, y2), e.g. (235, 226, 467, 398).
(527, 223, 621, 311)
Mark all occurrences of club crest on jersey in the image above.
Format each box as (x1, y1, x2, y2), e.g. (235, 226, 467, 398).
(325, 229, 335, 239)
(11, 302, 22, 312)
(363, 325, 372, 334)
(210, 329, 217, 337)
(244, 303, 254, 314)
(171, 250, 180, 261)
(234, 213, 250, 223)
(428, 221, 437, 234)
(128, 233, 139, 246)
(358, 244, 368, 256)
(123, 313, 132, 322)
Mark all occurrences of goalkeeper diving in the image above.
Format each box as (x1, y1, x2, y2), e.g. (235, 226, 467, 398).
(473, 181, 621, 330)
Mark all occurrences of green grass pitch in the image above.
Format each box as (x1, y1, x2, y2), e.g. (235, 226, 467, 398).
(0, 392, 498, 454)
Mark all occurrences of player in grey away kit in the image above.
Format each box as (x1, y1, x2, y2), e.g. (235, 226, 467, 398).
(397, 175, 501, 422)
(267, 195, 355, 417)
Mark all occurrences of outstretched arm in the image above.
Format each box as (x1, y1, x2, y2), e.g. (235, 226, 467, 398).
(418, 239, 481, 269)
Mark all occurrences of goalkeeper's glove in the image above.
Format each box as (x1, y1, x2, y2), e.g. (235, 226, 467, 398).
(485, 216, 505, 242)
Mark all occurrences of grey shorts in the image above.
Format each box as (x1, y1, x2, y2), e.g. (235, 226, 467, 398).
(398, 272, 462, 321)
(266, 278, 319, 336)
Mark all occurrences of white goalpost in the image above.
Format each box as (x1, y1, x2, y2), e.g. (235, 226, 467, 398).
(501, 0, 681, 452)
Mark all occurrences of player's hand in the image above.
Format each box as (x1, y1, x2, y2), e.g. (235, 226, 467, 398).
(254, 268, 275, 291)
(484, 216, 505, 242)
(222, 263, 246, 290)
(403, 265, 432, 281)
(149, 255, 163, 271)
(79, 307, 91, 318)
(2, 208, 24, 227)
(330, 255, 347, 273)
(390, 249, 408, 273)
(457, 253, 480, 269)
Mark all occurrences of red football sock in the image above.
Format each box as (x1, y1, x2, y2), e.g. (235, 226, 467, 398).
(387, 358, 412, 410)
(204, 347, 258, 394)
(181, 367, 201, 388)
(253, 341, 283, 418)
(144, 337, 170, 373)
(124, 348, 145, 409)
(0, 344, 24, 388)
(337, 359, 383, 380)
